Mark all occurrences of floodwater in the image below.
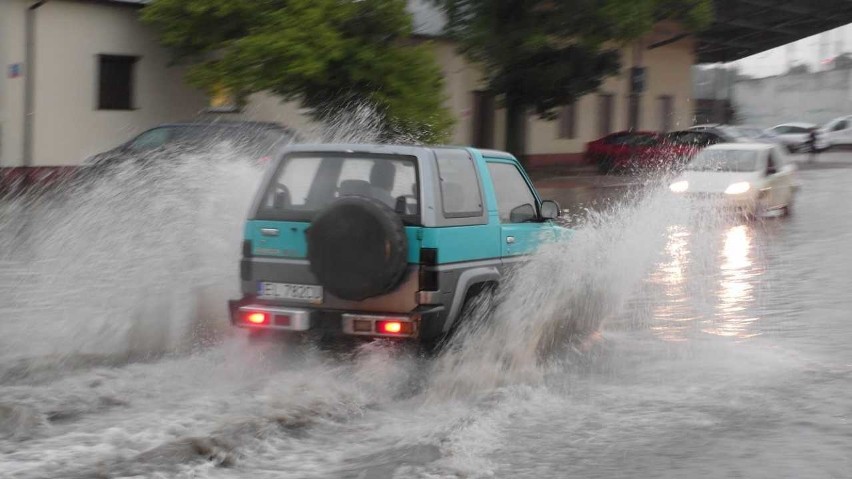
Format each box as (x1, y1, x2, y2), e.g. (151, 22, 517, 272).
(0, 147, 850, 478)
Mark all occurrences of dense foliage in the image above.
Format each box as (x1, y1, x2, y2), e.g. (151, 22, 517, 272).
(142, 0, 454, 143)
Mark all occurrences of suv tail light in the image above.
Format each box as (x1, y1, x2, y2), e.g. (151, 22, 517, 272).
(376, 320, 413, 335)
(342, 314, 417, 337)
(241, 310, 269, 326)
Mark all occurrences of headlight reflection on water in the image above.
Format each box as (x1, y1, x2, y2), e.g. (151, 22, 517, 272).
(708, 224, 761, 339)
(651, 223, 762, 342)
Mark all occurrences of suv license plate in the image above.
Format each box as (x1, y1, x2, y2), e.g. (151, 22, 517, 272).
(258, 282, 323, 303)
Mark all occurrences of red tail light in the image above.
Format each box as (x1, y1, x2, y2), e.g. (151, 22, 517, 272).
(243, 311, 269, 325)
(376, 320, 412, 335)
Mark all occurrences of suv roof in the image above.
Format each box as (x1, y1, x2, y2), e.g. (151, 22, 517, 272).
(278, 143, 509, 158)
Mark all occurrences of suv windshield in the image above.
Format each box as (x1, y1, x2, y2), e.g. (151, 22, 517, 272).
(255, 153, 420, 223)
(686, 149, 760, 172)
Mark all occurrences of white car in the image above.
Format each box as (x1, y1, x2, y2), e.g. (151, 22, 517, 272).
(669, 143, 797, 217)
(765, 122, 820, 153)
(816, 115, 852, 149)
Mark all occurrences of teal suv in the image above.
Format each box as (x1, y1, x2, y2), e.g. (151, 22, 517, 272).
(229, 144, 571, 344)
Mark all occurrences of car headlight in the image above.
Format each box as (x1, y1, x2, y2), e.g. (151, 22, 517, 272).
(724, 182, 751, 195)
(669, 180, 689, 193)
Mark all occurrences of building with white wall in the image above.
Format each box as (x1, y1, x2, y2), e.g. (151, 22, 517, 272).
(0, 0, 208, 171)
(1, 0, 704, 176)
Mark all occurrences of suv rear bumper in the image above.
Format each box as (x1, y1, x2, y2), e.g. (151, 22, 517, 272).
(228, 298, 444, 340)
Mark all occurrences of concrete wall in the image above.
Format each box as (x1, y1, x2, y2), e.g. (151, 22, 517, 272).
(0, 0, 27, 167)
(733, 69, 852, 128)
(1, 0, 208, 167)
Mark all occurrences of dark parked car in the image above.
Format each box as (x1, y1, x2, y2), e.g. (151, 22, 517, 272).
(82, 120, 296, 173)
(651, 129, 742, 166)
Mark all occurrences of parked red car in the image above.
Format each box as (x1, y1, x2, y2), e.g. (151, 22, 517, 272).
(586, 129, 739, 173)
(585, 131, 662, 173)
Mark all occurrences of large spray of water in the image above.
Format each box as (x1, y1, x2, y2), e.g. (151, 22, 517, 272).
(425, 182, 699, 398)
(0, 104, 722, 394)
(0, 106, 411, 380)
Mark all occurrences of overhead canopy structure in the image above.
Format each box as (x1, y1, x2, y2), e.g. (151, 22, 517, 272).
(697, 0, 852, 62)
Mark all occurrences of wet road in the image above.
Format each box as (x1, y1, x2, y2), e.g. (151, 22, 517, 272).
(1, 153, 851, 478)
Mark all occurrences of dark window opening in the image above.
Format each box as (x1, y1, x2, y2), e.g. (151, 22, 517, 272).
(98, 54, 138, 110)
(471, 90, 495, 148)
(627, 95, 641, 130)
(558, 103, 576, 139)
(659, 95, 674, 132)
(598, 94, 614, 137)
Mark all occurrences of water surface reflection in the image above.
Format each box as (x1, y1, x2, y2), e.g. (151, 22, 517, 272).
(651, 223, 763, 341)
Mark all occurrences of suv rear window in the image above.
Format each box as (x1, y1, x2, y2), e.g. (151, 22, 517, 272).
(255, 153, 419, 223)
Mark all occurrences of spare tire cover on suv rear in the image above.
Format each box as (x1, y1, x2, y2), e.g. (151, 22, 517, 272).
(307, 196, 408, 301)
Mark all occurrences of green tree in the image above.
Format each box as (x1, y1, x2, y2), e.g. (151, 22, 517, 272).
(141, 0, 454, 143)
(434, 0, 713, 162)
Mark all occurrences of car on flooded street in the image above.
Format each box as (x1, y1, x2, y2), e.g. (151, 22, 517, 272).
(816, 114, 852, 150)
(634, 129, 744, 172)
(584, 131, 662, 173)
(765, 122, 823, 153)
(79, 120, 296, 175)
(585, 129, 733, 174)
(668, 143, 798, 217)
(229, 144, 570, 348)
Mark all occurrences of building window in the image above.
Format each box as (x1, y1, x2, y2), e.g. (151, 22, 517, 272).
(627, 95, 641, 130)
(471, 90, 495, 148)
(659, 95, 674, 132)
(558, 102, 576, 139)
(97, 54, 138, 110)
(598, 94, 614, 137)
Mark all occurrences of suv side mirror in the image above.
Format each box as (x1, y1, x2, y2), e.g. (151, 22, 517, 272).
(509, 203, 536, 223)
(540, 200, 562, 220)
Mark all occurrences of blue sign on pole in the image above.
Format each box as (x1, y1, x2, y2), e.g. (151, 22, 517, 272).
(8, 63, 22, 78)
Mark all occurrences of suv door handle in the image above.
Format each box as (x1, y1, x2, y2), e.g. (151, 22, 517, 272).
(506, 236, 515, 244)
(261, 228, 279, 237)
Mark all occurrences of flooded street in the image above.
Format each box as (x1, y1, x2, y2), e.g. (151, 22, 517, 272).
(1, 154, 851, 478)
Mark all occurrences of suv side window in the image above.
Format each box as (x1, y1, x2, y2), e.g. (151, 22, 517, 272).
(487, 162, 537, 223)
(833, 120, 847, 131)
(435, 150, 483, 217)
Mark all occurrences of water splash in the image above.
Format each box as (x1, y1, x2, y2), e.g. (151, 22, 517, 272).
(426, 180, 697, 399)
(0, 104, 407, 378)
